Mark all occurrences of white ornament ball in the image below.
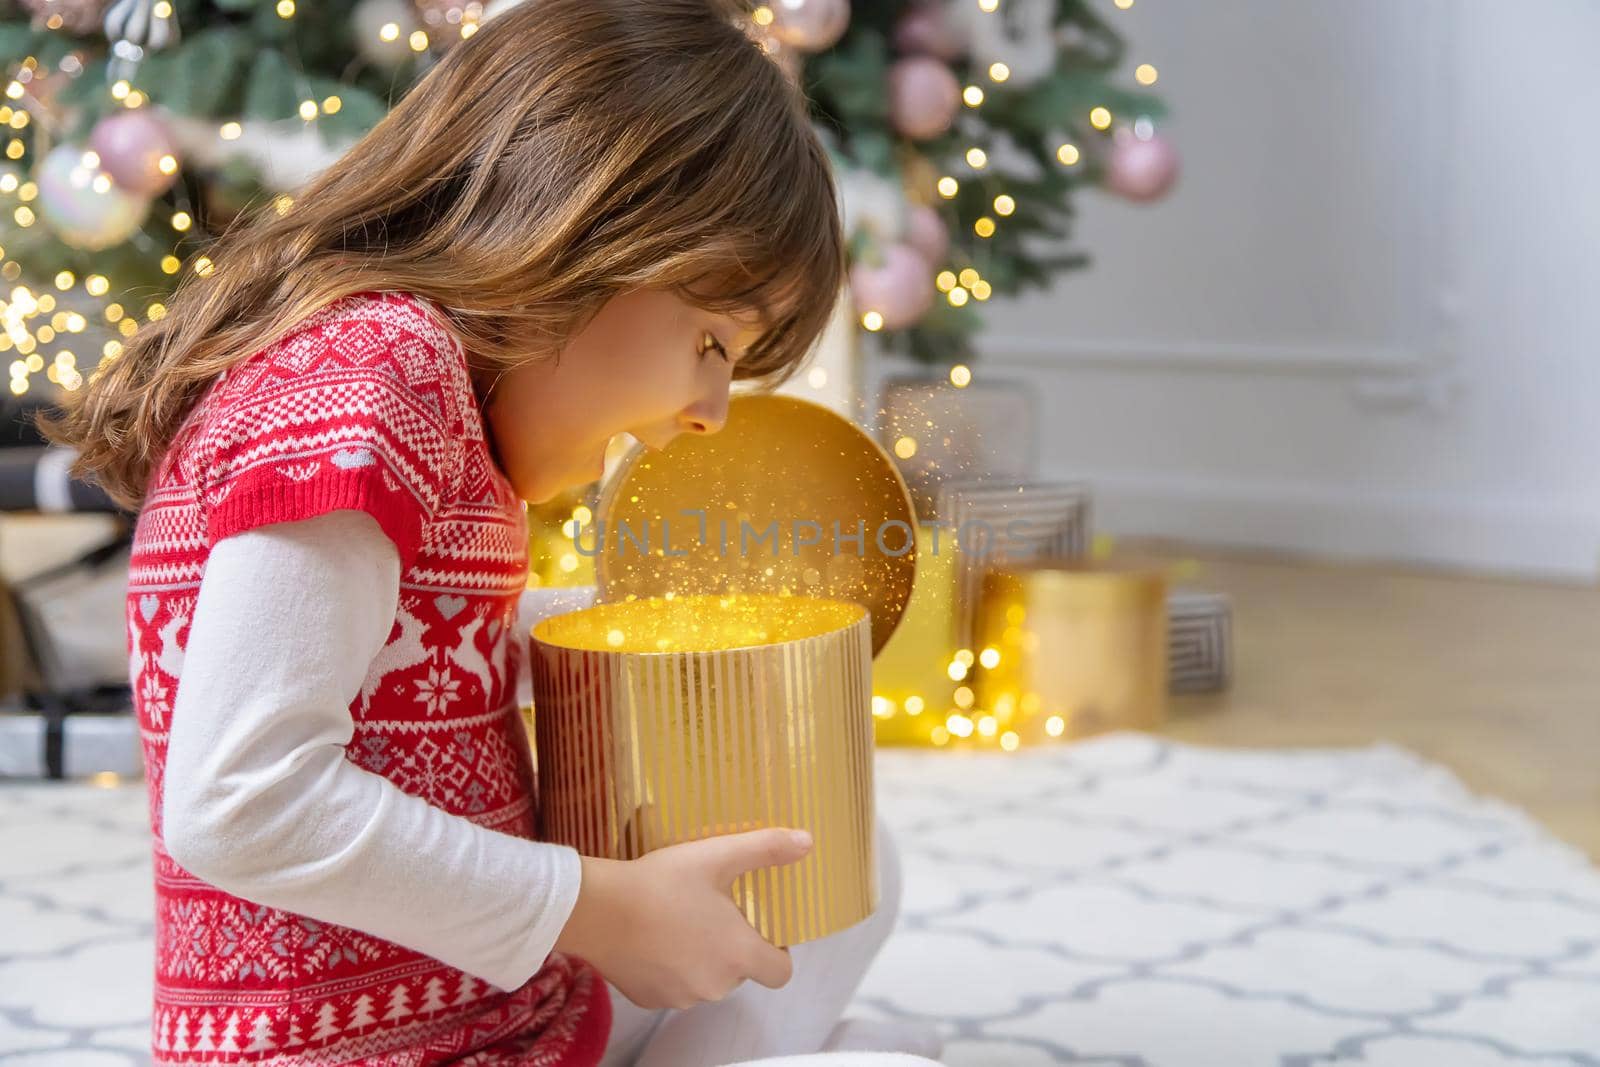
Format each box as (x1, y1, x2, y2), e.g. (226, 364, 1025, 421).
(35, 143, 150, 251)
(352, 0, 419, 68)
(951, 0, 1056, 87)
(837, 166, 907, 244)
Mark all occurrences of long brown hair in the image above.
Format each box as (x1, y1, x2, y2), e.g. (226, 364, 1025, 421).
(39, 0, 844, 512)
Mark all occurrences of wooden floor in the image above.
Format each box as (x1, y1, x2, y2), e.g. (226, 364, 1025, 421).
(1135, 546, 1600, 860)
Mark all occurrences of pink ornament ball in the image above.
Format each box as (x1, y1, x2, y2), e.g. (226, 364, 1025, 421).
(89, 110, 181, 197)
(903, 204, 949, 269)
(893, 3, 964, 60)
(1103, 129, 1180, 204)
(850, 243, 934, 331)
(768, 0, 850, 53)
(888, 57, 960, 142)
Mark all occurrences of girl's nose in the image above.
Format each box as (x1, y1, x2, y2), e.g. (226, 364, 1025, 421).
(681, 394, 729, 436)
(681, 411, 724, 435)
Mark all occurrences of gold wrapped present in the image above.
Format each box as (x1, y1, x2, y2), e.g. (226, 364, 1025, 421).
(869, 522, 959, 745)
(531, 593, 877, 946)
(973, 561, 1169, 743)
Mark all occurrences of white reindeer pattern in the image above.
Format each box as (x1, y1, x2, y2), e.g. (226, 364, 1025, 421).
(154, 604, 190, 680)
(358, 598, 431, 715)
(445, 605, 502, 705)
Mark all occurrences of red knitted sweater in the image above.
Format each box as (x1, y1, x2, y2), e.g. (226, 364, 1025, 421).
(126, 289, 611, 1065)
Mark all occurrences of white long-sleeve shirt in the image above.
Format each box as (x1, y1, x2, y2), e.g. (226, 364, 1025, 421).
(161, 506, 598, 992)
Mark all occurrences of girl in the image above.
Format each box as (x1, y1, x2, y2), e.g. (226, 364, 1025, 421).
(41, 1, 941, 1064)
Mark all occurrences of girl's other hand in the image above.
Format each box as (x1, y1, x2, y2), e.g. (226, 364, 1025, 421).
(553, 827, 813, 1010)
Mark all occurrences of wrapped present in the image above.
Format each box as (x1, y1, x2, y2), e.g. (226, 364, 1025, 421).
(0, 707, 140, 779)
(531, 593, 877, 947)
(973, 561, 1169, 744)
(934, 479, 1091, 649)
(1168, 590, 1233, 693)
(869, 521, 959, 746)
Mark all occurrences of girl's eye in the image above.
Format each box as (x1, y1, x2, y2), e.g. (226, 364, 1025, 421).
(699, 331, 729, 363)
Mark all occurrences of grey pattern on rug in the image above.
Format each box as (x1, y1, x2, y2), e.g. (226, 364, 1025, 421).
(2, 733, 1598, 1065)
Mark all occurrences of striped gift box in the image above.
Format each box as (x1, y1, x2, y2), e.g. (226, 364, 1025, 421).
(1168, 590, 1233, 693)
(934, 480, 1092, 650)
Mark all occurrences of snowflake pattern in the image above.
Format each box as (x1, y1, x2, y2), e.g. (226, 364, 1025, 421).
(413, 660, 463, 717)
(140, 669, 171, 730)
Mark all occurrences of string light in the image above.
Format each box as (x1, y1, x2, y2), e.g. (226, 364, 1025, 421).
(949, 363, 971, 387)
(965, 147, 987, 169)
(379, 22, 401, 41)
(947, 286, 969, 307)
(973, 217, 996, 238)
(893, 436, 917, 459)
(958, 268, 979, 288)
(993, 194, 1015, 216)
(409, 30, 429, 51)
(935, 270, 957, 292)
(860, 310, 884, 331)
(937, 176, 959, 198)
(1057, 143, 1080, 165)
(276, 0, 295, 17)
(1089, 106, 1112, 129)
(962, 85, 984, 107)
(978, 0, 1000, 11)
(988, 62, 1010, 83)
(1114, 0, 1133, 7)
(1135, 63, 1158, 85)
(972, 280, 992, 300)
(219, 121, 242, 140)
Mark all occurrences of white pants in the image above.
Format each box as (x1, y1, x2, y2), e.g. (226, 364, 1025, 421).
(597, 818, 936, 1067)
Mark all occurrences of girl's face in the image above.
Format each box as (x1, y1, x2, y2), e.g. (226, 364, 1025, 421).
(483, 288, 766, 504)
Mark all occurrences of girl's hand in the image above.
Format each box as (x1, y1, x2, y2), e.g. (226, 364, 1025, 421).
(553, 827, 813, 1010)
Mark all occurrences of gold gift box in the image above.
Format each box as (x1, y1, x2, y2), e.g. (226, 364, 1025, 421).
(973, 562, 1169, 743)
(530, 592, 878, 947)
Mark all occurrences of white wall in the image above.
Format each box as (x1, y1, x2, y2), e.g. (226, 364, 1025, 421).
(921, 0, 1600, 581)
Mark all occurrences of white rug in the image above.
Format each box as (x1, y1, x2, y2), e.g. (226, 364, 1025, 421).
(2, 733, 1598, 1066)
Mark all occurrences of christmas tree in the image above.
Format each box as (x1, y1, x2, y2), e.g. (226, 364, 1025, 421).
(0, 0, 1170, 405)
